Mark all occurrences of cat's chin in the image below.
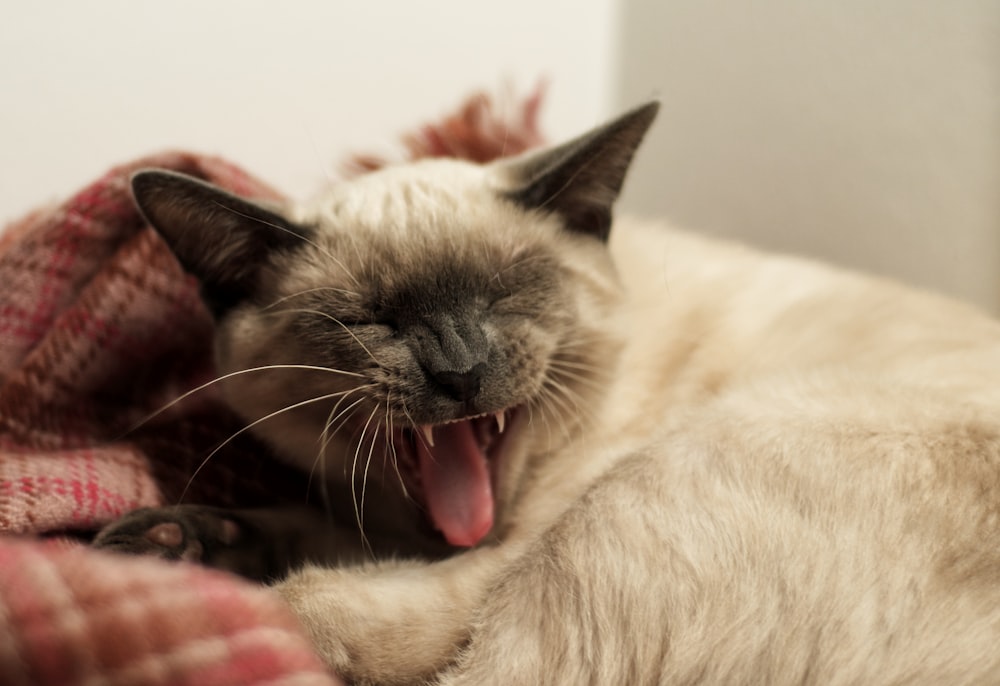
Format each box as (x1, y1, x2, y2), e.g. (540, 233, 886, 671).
(389, 407, 519, 548)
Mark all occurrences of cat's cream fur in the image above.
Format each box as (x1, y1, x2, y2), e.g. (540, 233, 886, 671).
(120, 103, 1000, 684)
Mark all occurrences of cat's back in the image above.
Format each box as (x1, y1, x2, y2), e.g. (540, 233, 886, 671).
(608, 217, 1000, 420)
(587, 218, 1000, 682)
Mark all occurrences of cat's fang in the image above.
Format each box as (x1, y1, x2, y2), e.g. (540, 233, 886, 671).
(420, 425, 436, 448)
(495, 412, 506, 434)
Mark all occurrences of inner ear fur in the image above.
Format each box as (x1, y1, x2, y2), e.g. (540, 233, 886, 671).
(131, 169, 313, 316)
(500, 101, 659, 242)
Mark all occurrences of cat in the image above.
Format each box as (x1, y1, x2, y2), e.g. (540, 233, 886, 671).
(94, 101, 1000, 685)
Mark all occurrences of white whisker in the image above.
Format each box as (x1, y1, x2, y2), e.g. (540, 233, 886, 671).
(384, 394, 411, 501)
(308, 384, 371, 513)
(320, 395, 370, 458)
(125, 363, 366, 436)
(262, 285, 362, 310)
(350, 406, 379, 557)
(212, 202, 362, 289)
(176, 385, 372, 505)
(266, 307, 383, 369)
(359, 411, 381, 544)
(547, 362, 609, 392)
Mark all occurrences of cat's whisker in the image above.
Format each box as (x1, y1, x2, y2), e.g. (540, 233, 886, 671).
(554, 332, 613, 349)
(534, 384, 576, 447)
(546, 356, 607, 374)
(319, 395, 371, 457)
(307, 393, 368, 507)
(523, 399, 537, 431)
(546, 362, 610, 393)
(400, 400, 419, 433)
(315, 408, 338, 493)
(386, 418, 413, 502)
(387, 422, 410, 502)
(525, 380, 564, 449)
(312, 443, 333, 524)
(212, 202, 363, 289)
(262, 286, 362, 311)
(533, 362, 601, 449)
(269, 307, 384, 369)
(308, 385, 371, 517)
(545, 369, 617, 468)
(548, 366, 601, 418)
(383, 395, 412, 502)
(546, 373, 607, 396)
(349, 406, 379, 557)
(122, 363, 367, 438)
(175, 385, 371, 506)
(359, 409, 383, 555)
(530, 396, 560, 452)
(387, 401, 423, 505)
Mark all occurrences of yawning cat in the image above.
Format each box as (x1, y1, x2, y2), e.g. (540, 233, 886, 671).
(96, 102, 1000, 684)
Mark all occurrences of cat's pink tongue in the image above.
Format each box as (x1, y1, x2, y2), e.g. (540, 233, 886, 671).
(417, 421, 494, 547)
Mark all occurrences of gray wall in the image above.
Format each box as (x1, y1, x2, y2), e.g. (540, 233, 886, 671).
(615, 0, 1000, 311)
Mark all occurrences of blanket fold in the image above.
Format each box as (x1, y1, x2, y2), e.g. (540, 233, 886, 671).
(0, 151, 308, 538)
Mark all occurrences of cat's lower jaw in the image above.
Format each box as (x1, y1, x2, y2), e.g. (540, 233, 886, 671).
(391, 407, 520, 547)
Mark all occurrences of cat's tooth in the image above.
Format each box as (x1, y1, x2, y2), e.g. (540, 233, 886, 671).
(495, 411, 506, 434)
(420, 425, 435, 448)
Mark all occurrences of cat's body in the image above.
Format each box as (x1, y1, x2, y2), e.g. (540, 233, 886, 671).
(96, 103, 1000, 684)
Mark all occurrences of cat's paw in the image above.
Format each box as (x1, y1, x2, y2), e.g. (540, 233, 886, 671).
(272, 557, 493, 685)
(93, 506, 275, 581)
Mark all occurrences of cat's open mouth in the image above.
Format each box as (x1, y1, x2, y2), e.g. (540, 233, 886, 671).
(392, 409, 516, 548)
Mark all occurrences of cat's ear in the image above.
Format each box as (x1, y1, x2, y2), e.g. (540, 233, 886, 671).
(131, 170, 312, 316)
(499, 101, 659, 242)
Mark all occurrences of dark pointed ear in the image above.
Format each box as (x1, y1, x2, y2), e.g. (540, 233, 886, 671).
(499, 101, 659, 242)
(131, 170, 312, 316)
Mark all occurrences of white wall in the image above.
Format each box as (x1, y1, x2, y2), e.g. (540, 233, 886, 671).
(6, 1, 999, 313)
(615, 0, 1000, 311)
(1, 0, 616, 220)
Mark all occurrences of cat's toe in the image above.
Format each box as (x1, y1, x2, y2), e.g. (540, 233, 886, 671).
(143, 521, 200, 559)
(93, 506, 283, 581)
(93, 506, 238, 565)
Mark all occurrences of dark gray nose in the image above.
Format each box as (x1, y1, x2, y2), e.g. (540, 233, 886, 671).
(431, 363, 486, 403)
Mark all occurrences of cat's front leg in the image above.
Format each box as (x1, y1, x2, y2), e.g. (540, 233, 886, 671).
(275, 544, 517, 685)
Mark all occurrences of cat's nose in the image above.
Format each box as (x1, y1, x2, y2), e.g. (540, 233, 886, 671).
(431, 363, 486, 403)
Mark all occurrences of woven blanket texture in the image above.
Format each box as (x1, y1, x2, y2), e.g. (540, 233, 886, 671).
(0, 87, 544, 686)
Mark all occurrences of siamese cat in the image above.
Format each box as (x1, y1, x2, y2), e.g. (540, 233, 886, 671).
(96, 102, 1000, 684)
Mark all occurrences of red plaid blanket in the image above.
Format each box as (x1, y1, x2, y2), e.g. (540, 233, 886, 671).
(0, 87, 544, 686)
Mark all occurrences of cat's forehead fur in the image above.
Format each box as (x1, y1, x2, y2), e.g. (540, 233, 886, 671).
(304, 158, 551, 244)
(280, 157, 595, 302)
(308, 159, 497, 228)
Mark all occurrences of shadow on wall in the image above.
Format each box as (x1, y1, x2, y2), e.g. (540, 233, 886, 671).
(614, 0, 1000, 312)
